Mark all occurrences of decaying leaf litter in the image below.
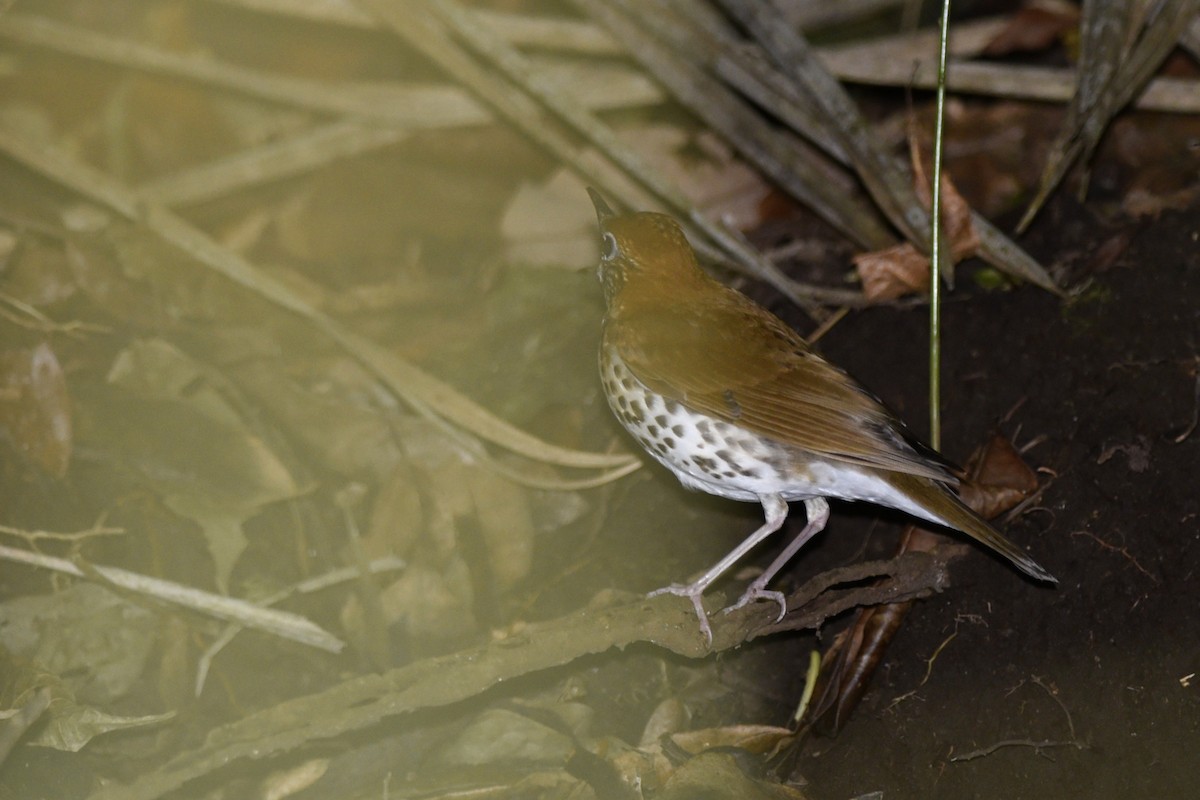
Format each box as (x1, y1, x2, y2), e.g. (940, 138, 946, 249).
(0, 1, 1198, 798)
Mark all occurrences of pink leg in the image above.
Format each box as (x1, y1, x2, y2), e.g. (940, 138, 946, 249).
(649, 494, 789, 645)
(725, 497, 830, 620)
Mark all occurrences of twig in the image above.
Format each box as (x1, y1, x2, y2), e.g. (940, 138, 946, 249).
(886, 627, 958, 710)
(951, 674, 1087, 762)
(0, 521, 124, 544)
(950, 737, 1085, 762)
(0, 291, 111, 336)
(1172, 365, 1200, 443)
(805, 306, 850, 345)
(0, 543, 345, 653)
(1032, 675, 1077, 742)
(194, 557, 406, 696)
(1070, 530, 1157, 583)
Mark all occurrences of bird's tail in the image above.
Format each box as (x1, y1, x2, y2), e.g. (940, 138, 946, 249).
(896, 473, 1057, 584)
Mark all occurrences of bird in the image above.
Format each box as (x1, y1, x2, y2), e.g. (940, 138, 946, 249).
(587, 188, 1055, 644)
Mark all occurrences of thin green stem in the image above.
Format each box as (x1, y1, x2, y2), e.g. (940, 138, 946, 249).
(929, 0, 951, 450)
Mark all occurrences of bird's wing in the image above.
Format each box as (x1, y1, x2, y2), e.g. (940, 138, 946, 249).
(610, 291, 956, 482)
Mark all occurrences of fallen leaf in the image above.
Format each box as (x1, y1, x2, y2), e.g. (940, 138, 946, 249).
(671, 724, 796, 756)
(80, 340, 301, 591)
(853, 243, 930, 302)
(910, 136, 980, 261)
(657, 751, 809, 800)
(0, 342, 72, 477)
(959, 432, 1040, 519)
(982, 3, 1081, 57)
(0, 583, 157, 705)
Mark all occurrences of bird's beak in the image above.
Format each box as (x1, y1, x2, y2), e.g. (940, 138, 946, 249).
(586, 187, 616, 224)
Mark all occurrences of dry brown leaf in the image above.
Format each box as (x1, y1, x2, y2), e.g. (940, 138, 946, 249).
(853, 243, 930, 302)
(857, 116, 987, 302)
(959, 432, 1039, 521)
(982, 3, 1081, 57)
(910, 136, 981, 261)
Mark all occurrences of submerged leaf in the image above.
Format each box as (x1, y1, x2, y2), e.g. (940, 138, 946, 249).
(0, 652, 171, 754)
(0, 583, 157, 705)
(31, 705, 175, 753)
(76, 339, 301, 590)
(657, 751, 809, 800)
(0, 342, 72, 477)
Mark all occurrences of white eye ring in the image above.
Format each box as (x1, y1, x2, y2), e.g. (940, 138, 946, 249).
(600, 232, 618, 261)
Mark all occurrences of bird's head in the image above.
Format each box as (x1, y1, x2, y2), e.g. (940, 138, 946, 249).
(587, 189, 706, 310)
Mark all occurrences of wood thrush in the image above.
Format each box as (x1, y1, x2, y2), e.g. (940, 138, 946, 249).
(588, 189, 1055, 644)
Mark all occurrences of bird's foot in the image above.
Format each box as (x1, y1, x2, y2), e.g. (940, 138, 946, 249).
(723, 581, 787, 623)
(647, 583, 713, 646)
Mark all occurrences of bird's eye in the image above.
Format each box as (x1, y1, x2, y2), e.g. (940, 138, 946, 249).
(600, 232, 618, 261)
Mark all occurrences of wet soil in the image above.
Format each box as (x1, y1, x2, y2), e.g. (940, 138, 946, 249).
(780, 203, 1200, 799)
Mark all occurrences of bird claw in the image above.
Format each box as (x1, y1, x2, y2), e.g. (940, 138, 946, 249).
(723, 584, 787, 623)
(647, 579, 789, 645)
(647, 583, 714, 647)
